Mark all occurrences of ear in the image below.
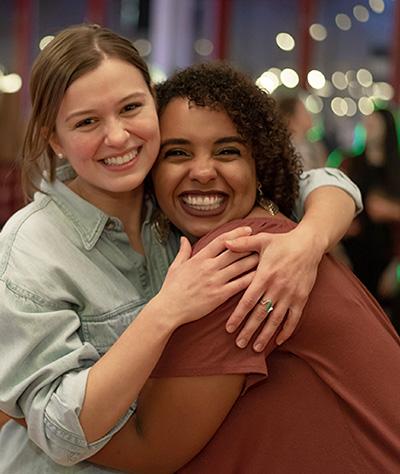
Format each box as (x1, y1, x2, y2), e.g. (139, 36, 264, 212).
(47, 129, 64, 157)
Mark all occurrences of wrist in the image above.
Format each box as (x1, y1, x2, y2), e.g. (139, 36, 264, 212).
(144, 295, 184, 334)
(294, 220, 328, 258)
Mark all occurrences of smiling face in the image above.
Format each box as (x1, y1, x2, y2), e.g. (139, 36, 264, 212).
(152, 98, 257, 238)
(50, 57, 160, 206)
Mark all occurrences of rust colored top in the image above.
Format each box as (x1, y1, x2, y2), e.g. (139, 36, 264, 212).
(152, 217, 400, 473)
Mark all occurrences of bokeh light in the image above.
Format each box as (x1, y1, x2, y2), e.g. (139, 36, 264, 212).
(331, 71, 348, 90)
(307, 70, 326, 89)
(280, 68, 299, 88)
(39, 35, 55, 50)
(309, 24, 327, 41)
(369, 0, 385, 14)
(194, 38, 214, 56)
(276, 32, 295, 51)
(255, 70, 280, 93)
(0, 73, 22, 93)
(358, 97, 374, 115)
(353, 5, 369, 22)
(335, 13, 352, 31)
(133, 38, 152, 57)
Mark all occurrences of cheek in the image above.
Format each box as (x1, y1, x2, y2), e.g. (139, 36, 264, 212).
(64, 134, 99, 159)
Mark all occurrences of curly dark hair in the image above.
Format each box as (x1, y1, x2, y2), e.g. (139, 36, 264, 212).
(155, 62, 302, 216)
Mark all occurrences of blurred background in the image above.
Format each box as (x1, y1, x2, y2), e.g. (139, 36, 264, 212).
(0, 0, 400, 328)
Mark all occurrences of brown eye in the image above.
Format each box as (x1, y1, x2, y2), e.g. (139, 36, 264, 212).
(219, 148, 240, 155)
(164, 149, 190, 158)
(122, 103, 141, 113)
(75, 117, 96, 128)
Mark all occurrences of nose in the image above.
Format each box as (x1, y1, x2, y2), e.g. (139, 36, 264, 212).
(188, 156, 218, 184)
(104, 118, 129, 147)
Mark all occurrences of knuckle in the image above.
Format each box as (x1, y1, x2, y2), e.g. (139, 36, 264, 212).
(269, 316, 283, 327)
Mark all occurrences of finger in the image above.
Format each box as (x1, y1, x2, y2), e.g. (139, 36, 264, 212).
(196, 226, 252, 258)
(225, 278, 268, 333)
(274, 305, 304, 346)
(232, 300, 271, 348)
(222, 270, 256, 301)
(214, 248, 253, 269)
(220, 254, 259, 282)
(250, 303, 288, 351)
(170, 236, 192, 268)
(225, 233, 270, 253)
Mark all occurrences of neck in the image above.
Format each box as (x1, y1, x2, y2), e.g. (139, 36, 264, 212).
(69, 178, 145, 253)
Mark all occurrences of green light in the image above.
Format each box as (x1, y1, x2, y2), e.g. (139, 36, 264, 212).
(352, 123, 366, 156)
(307, 121, 325, 143)
(326, 149, 344, 168)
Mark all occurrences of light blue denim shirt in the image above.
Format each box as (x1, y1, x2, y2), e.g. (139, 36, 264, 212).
(0, 166, 361, 473)
(0, 174, 178, 472)
(293, 167, 362, 219)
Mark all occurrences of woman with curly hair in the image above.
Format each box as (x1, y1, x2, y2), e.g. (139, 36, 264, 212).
(88, 63, 400, 473)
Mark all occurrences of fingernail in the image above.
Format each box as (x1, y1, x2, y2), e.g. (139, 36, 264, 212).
(236, 339, 247, 348)
(276, 338, 284, 345)
(254, 343, 263, 352)
(226, 325, 235, 333)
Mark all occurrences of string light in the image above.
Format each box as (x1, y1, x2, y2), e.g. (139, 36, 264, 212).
(194, 39, 214, 56)
(309, 24, 327, 41)
(255, 71, 280, 93)
(369, 0, 385, 14)
(275, 32, 295, 51)
(0, 73, 22, 93)
(332, 72, 348, 90)
(353, 5, 369, 22)
(39, 35, 54, 50)
(307, 70, 326, 89)
(280, 68, 299, 88)
(358, 97, 374, 115)
(356, 69, 373, 87)
(335, 13, 352, 31)
(133, 39, 152, 57)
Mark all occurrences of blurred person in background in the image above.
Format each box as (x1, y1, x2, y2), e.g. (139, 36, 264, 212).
(278, 95, 352, 267)
(342, 108, 400, 331)
(277, 95, 328, 170)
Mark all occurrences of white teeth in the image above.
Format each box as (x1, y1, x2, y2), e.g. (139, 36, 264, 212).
(182, 194, 224, 210)
(103, 150, 137, 166)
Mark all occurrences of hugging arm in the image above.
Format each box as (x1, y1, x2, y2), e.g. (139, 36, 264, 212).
(224, 168, 362, 350)
(0, 227, 257, 466)
(89, 373, 244, 474)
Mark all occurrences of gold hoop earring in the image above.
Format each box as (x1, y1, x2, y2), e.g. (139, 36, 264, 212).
(151, 208, 171, 244)
(256, 182, 279, 215)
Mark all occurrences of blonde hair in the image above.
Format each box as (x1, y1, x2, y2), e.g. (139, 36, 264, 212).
(22, 24, 152, 199)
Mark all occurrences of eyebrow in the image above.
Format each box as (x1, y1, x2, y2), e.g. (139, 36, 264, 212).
(160, 135, 246, 150)
(65, 92, 146, 122)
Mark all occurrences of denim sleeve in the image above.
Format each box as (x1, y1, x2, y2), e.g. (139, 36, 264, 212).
(0, 279, 134, 466)
(293, 167, 363, 221)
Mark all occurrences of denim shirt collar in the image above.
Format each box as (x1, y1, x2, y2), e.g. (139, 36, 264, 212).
(40, 165, 110, 250)
(39, 164, 154, 251)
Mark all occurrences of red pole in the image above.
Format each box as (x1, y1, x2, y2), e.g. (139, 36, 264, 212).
(215, 0, 232, 60)
(298, 0, 316, 89)
(86, 0, 107, 26)
(390, 0, 400, 105)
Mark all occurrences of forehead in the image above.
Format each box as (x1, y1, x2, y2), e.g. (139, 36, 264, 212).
(159, 98, 238, 138)
(60, 58, 149, 111)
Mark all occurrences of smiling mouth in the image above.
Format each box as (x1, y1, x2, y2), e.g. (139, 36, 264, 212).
(102, 149, 139, 166)
(179, 192, 227, 214)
